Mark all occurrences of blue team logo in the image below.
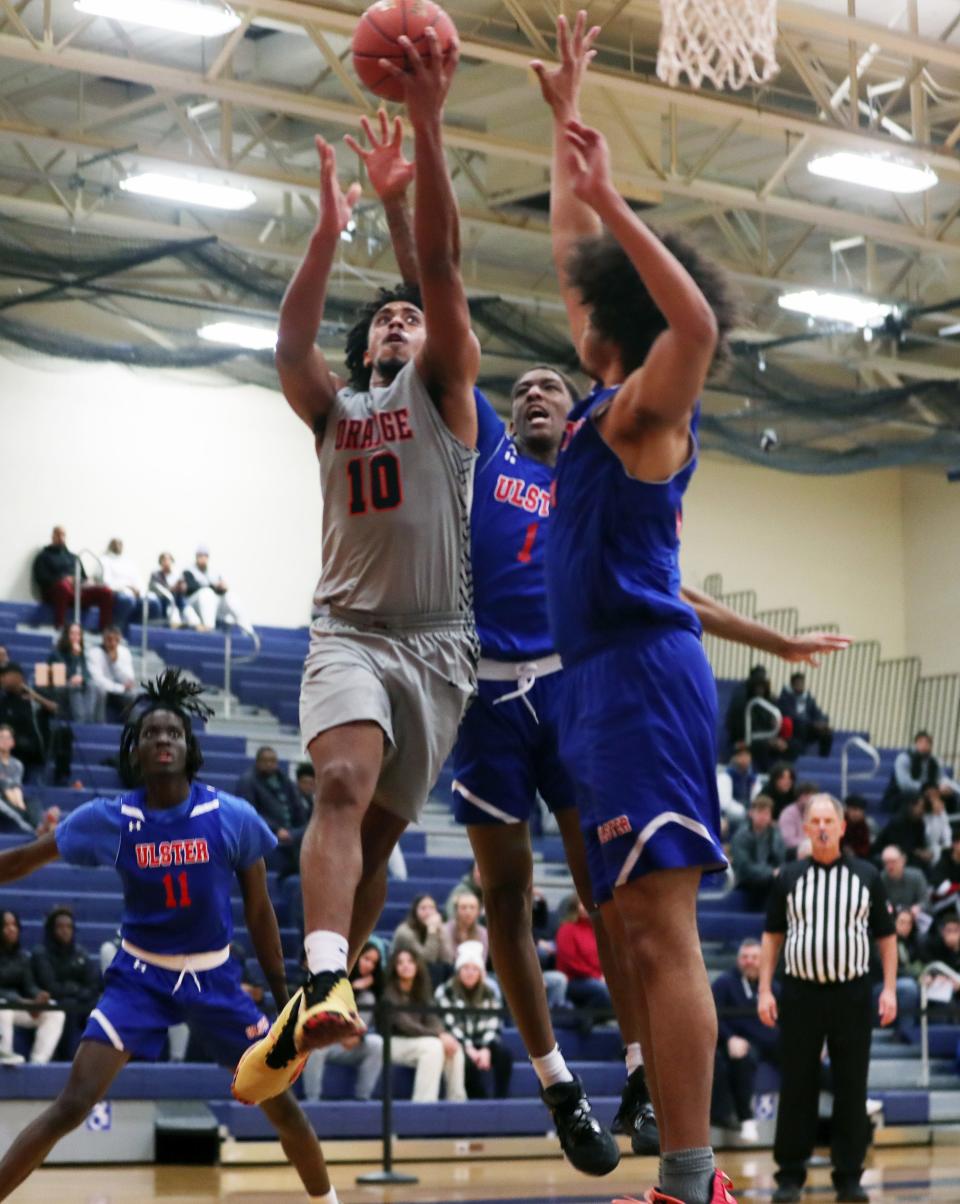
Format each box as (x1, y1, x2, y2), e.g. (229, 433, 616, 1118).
(85, 1101, 112, 1132)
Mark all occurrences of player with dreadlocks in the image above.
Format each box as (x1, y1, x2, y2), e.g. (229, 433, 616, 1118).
(0, 670, 338, 1204)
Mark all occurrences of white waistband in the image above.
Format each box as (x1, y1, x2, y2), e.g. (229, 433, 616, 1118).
(120, 940, 230, 973)
(477, 654, 562, 682)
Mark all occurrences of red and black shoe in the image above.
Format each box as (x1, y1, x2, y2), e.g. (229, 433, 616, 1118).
(614, 1168, 738, 1204)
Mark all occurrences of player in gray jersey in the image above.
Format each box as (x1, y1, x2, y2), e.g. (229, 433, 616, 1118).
(233, 29, 481, 1105)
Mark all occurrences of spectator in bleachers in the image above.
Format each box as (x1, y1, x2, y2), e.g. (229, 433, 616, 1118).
(531, 889, 568, 1010)
(725, 742, 759, 809)
(32, 527, 119, 633)
(31, 907, 100, 1060)
(147, 553, 199, 630)
(48, 624, 101, 724)
(0, 663, 65, 784)
(295, 762, 315, 815)
(302, 940, 385, 1103)
(384, 947, 466, 1102)
(393, 894, 455, 975)
(0, 725, 38, 835)
(879, 845, 929, 916)
(763, 763, 797, 820)
(234, 747, 310, 877)
(894, 908, 924, 979)
(0, 910, 64, 1064)
(777, 781, 819, 855)
(777, 672, 833, 759)
(726, 665, 789, 770)
(874, 796, 934, 873)
(445, 860, 483, 918)
(921, 916, 960, 1019)
(86, 628, 136, 724)
(841, 795, 874, 860)
(710, 938, 778, 1141)
(435, 941, 512, 1100)
(930, 833, 960, 897)
(555, 896, 612, 1016)
(444, 892, 489, 969)
(715, 770, 746, 841)
(923, 785, 954, 867)
(100, 539, 144, 634)
(883, 731, 959, 813)
(182, 546, 251, 634)
(870, 908, 923, 1045)
(731, 796, 785, 909)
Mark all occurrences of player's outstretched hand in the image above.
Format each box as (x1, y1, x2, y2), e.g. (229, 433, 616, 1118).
(530, 10, 599, 118)
(315, 135, 361, 238)
(344, 108, 414, 203)
(563, 118, 614, 208)
(378, 27, 459, 126)
(780, 632, 853, 667)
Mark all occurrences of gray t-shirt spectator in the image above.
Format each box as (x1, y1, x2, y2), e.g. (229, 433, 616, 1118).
(0, 755, 23, 794)
(882, 864, 929, 912)
(731, 822, 786, 899)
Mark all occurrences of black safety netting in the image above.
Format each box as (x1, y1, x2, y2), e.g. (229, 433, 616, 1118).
(0, 215, 958, 474)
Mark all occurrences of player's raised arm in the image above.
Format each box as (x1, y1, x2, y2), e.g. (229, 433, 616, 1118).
(237, 858, 290, 1012)
(380, 29, 479, 447)
(0, 832, 59, 884)
(345, 108, 418, 286)
(531, 10, 601, 350)
(276, 137, 362, 432)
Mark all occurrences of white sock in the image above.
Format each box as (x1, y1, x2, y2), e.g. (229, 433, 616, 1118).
(304, 930, 348, 976)
(625, 1042, 644, 1076)
(531, 1044, 574, 1089)
(309, 1189, 339, 1204)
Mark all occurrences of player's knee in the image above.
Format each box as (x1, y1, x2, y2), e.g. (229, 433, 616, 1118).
(313, 758, 372, 813)
(483, 879, 531, 930)
(51, 1086, 101, 1132)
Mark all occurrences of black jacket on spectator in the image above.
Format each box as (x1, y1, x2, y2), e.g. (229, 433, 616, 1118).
(921, 931, 960, 975)
(873, 807, 928, 866)
(233, 769, 310, 837)
(0, 943, 38, 1004)
(931, 851, 960, 890)
(0, 692, 44, 771)
(32, 544, 82, 592)
(31, 920, 100, 1014)
(712, 969, 779, 1058)
(730, 824, 786, 905)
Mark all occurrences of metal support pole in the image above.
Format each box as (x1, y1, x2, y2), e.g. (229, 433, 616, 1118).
(73, 560, 82, 626)
(920, 978, 929, 1088)
(356, 1006, 418, 1186)
(223, 627, 232, 720)
(140, 590, 149, 675)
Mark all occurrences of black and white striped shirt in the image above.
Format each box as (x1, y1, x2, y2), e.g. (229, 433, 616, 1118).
(765, 855, 895, 984)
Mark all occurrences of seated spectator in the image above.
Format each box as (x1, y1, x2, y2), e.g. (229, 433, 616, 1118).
(883, 730, 959, 813)
(777, 671, 833, 758)
(0, 910, 64, 1064)
(710, 938, 778, 1139)
(841, 795, 874, 860)
(445, 861, 483, 918)
(302, 940, 385, 1102)
(531, 888, 567, 1010)
(384, 947, 466, 1102)
(394, 894, 455, 977)
(147, 553, 199, 630)
(0, 725, 38, 834)
(880, 845, 930, 915)
(726, 665, 789, 770)
(921, 916, 960, 1018)
(763, 763, 797, 820)
(32, 526, 119, 633)
(0, 663, 69, 785)
(930, 834, 960, 908)
(444, 892, 489, 969)
(31, 906, 100, 1059)
(716, 769, 746, 840)
(778, 781, 819, 854)
(48, 623, 101, 723)
(886, 908, 924, 1043)
(182, 546, 251, 634)
(233, 747, 310, 875)
(923, 785, 954, 867)
(435, 941, 512, 1100)
(555, 896, 612, 1015)
(731, 795, 786, 909)
(100, 538, 144, 633)
(874, 796, 934, 873)
(294, 762, 315, 815)
(86, 627, 137, 723)
(725, 742, 759, 809)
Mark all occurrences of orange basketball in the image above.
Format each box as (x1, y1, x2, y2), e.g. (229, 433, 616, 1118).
(352, 0, 458, 102)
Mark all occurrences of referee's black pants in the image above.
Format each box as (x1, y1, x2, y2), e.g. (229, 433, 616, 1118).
(774, 976, 873, 1189)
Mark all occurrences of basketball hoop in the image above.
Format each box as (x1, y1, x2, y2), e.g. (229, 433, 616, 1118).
(656, 0, 779, 91)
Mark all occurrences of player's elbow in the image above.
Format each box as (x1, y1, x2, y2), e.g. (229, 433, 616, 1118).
(679, 303, 718, 351)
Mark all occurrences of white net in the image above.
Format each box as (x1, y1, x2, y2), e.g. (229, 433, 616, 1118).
(657, 0, 779, 91)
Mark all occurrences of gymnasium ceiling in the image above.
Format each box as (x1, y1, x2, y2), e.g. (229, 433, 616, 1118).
(0, 0, 958, 467)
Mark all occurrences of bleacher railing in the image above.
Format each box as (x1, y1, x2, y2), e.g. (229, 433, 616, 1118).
(919, 961, 960, 1088)
(744, 697, 781, 747)
(840, 736, 880, 800)
(222, 621, 260, 719)
(73, 550, 103, 625)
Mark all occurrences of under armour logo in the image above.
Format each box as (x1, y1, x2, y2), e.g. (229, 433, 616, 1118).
(128, 820, 142, 832)
(132, 959, 146, 974)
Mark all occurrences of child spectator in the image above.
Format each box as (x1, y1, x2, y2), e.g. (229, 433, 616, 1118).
(383, 947, 466, 1102)
(444, 892, 489, 968)
(555, 896, 611, 1015)
(393, 894, 455, 977)
(435, 941, 512, 1099)
(0, 910, 64, 1064)
(31, 907, 100, 1060)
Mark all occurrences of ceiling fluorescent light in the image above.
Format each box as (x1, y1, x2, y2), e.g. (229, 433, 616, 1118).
(808, 151, 937, 194)
(778, 290, 893, 329)
(198, 322, 277, 350)
(74, 0, 241, 38)
(938, 322, 960, 338)
(119, 172, 255, 210)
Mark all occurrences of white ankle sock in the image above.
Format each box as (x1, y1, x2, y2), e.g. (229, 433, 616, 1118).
(625, 1042, 644, 1076)
(310, 1189, 339, 1204)
(531, 1044, 574, 1089)
(304, 930, 348, 976)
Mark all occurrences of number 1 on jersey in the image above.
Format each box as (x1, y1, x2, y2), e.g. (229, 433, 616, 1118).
(162, 871, 192, 909)
(517, 522, 539, 564)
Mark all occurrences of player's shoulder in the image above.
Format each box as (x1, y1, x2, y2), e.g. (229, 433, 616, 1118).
(779, 858, 810, 886)
(845, 852, 881, 882)
(209, 788, 259, 820)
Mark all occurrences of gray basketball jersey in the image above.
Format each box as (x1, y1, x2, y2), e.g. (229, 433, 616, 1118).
(314, 359, 477, 622)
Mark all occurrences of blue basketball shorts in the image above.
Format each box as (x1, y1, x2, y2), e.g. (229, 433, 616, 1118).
(451, 668, 576, 825)
(558, 627, 726, 904)
(82, 948, 269, 1066)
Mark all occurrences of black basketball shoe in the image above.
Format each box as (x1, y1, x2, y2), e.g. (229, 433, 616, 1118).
(612, 1065, 661, 1156)
(541, 1075, 620, 1176)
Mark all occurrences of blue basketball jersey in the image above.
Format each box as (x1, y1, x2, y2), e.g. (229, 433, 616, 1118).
(55, 785, 276, 955)
(471, 389, 556, 661)
(545, 384, 701, 667)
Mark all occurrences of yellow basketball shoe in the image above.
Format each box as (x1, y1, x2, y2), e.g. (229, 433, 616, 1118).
(295, 970, 365, 1052)
(231, 989, 309, 1106)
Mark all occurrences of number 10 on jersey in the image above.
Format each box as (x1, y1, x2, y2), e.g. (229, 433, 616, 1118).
(347, 452, 403, 515)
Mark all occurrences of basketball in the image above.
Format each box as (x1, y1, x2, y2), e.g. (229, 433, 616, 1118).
(352, 0, 458, 101)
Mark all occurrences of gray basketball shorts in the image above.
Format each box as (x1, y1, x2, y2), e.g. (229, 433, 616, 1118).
(300, 610, 477, 824)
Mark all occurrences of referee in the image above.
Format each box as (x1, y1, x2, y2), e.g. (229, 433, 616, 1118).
(758, 794, 897, 1204)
